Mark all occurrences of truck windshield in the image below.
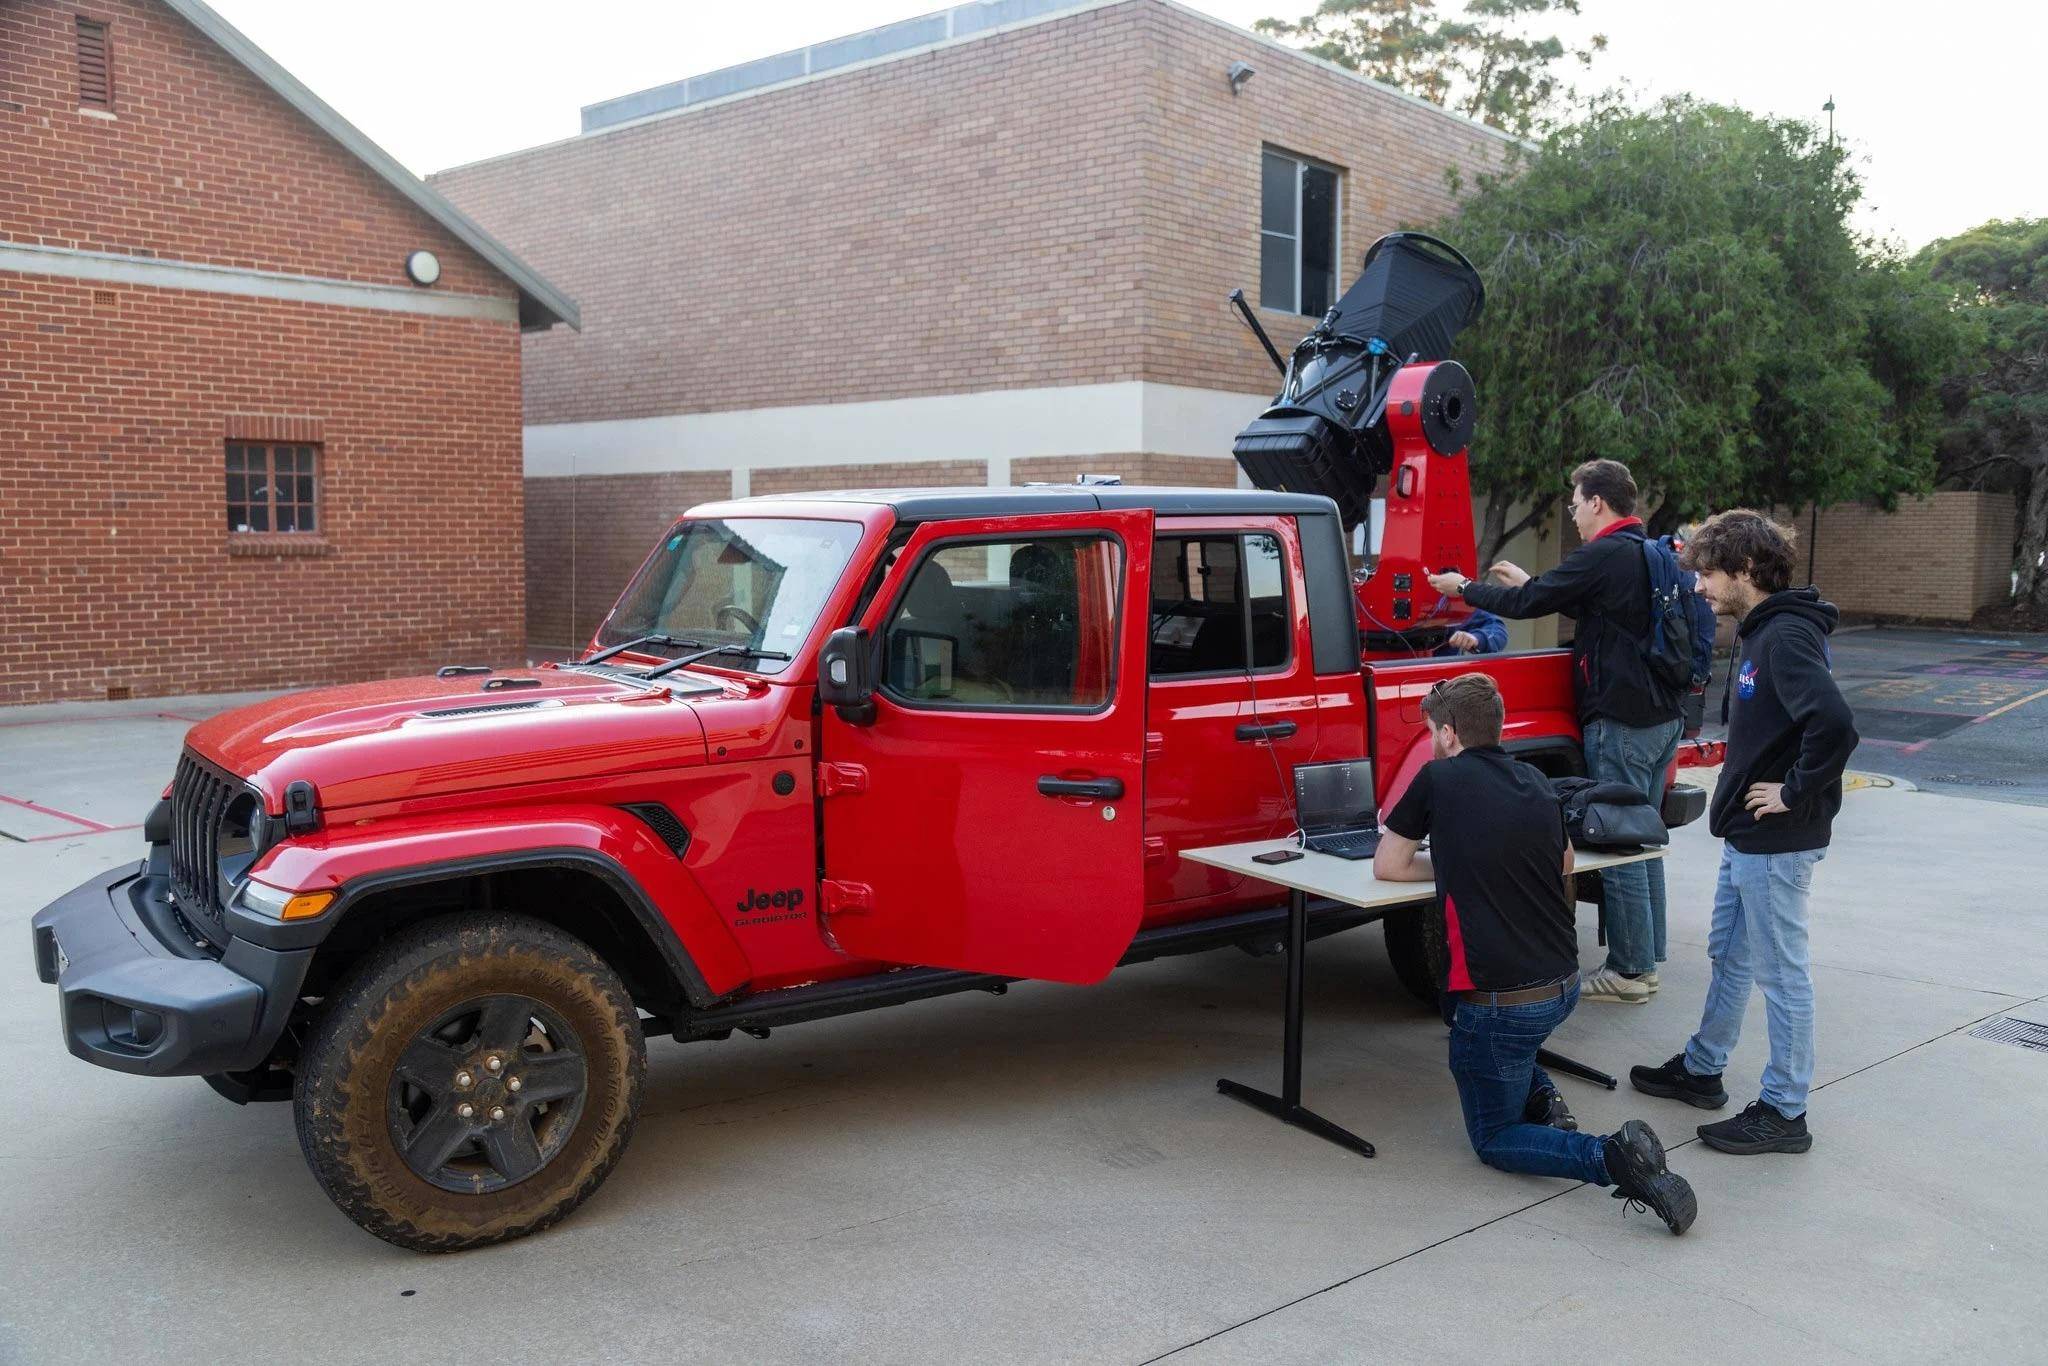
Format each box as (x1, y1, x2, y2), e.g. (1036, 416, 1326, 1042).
(594, 518, 862, 676)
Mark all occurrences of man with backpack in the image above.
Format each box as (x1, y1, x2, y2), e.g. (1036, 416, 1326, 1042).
(1427, 459, 1687, 1004)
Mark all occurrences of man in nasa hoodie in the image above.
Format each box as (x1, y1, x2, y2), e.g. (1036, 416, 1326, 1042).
(1629, 509, 1859, 1154)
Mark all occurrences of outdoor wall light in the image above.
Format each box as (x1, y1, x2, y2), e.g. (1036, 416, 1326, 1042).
(404, 249, 441, 286)
(1227, 61, 1255, 95)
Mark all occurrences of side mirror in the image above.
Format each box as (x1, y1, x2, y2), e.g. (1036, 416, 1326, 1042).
(818, 626, 876, 724)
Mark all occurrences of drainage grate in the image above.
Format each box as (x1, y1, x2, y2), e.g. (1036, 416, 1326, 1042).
(1968, 1016, 2048, 1053)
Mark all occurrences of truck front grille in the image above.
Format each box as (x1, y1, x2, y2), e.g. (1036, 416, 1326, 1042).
(167, 749, 254, 946)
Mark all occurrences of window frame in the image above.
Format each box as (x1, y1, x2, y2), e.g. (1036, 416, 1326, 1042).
(1259, 147, 1342, 318)
(876, 530, 1127, 716)
(1148, 529, 1297, 685)
(225, 441, 322, 535)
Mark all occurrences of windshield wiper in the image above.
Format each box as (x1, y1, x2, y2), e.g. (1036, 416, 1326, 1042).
(579, 633, 708, 666)
(643, 644, 793, 680)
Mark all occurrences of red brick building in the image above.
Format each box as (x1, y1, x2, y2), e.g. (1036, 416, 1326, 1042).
(0, 0, 576, 704)
(431, 0, 1512, 650)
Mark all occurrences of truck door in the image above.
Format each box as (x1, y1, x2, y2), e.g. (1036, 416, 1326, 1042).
(818, 511, 1152, 984)
(1143, 518, 1325, 907)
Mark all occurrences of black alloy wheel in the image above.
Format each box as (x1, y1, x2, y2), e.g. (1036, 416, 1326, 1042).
(388, 994, 589, 1194)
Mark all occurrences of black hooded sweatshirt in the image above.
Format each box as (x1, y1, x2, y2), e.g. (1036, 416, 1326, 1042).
(1712, 587, 1859, 853)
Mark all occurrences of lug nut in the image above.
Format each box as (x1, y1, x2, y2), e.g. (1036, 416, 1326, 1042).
(455, 1070, 473, 1088)
(489, 1107, 506, 1122)
(507, 1077, 522, 1093)
(457, 1103, 474, 1119)
(485, 1056, 503, 1073)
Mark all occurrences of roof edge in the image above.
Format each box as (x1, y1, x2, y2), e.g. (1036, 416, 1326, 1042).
(432, 0, 1519, 184)
(1151, 0, 1525, 149)
(159, 0, 581, 330)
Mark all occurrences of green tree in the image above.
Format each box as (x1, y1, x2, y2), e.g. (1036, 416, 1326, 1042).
(1430, 96, 1969, 561)
(1254, 0, 1606, 138)
(1918, 218, 2048, 611)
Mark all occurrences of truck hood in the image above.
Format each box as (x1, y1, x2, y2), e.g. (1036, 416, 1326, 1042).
(183, 668, 720, 813)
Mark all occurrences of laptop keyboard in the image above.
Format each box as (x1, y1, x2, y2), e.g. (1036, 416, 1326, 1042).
(1306, 830, 1382, 859)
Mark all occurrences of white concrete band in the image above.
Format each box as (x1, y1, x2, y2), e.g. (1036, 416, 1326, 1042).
(0, 240, 521, 323)
(525, 382, 1272, 489)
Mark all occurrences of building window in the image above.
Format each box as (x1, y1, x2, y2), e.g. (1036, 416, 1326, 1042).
(227, 443, 320, 533)
(75, 16, 112, 110)
(1260, 149, 1340, 317)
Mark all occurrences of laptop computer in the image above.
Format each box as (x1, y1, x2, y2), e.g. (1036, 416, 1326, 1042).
(1293, 759, 1382, 860)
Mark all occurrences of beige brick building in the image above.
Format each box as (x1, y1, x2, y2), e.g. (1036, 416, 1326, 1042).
(432, 0, 1511, 648)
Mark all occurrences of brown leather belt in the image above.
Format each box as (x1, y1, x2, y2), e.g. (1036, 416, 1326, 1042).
(1456, 972, 1579, 1007)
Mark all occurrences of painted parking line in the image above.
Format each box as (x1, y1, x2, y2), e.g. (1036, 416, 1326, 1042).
(0, 792, 118, 832)
(0, 710, 204, 729)
(17, 824, 142, 843)
(1900, 683, 2048, 755)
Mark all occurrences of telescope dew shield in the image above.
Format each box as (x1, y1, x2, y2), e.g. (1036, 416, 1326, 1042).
(1231, 233, 1484, 526)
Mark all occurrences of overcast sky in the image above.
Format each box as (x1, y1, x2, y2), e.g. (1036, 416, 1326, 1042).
(208, 0, 2042, 251)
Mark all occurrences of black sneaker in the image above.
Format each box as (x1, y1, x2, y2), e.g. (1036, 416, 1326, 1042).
(1698, 1099, 1812, 1154)
(1630, 1053, 1729, 1110)
(1603, 1119, 1698, 1235)
(1524, 1086, 1577, 1130)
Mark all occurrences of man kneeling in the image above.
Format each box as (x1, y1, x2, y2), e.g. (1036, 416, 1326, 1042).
(1374, 673, 1698, 1235)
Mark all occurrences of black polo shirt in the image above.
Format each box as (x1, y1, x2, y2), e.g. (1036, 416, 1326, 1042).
(1382, 745, 1576, 992)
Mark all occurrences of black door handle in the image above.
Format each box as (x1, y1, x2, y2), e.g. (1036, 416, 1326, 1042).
(1235, 721, 1298, 742)
(1038, 776, 1124, 800)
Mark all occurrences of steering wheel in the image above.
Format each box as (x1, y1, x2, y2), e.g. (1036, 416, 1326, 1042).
(714, 604, 761, 635)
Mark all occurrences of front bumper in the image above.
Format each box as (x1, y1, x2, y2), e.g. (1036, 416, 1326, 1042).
(30, 863, 311, 1077)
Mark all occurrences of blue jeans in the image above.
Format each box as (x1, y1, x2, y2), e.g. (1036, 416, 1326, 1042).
(1684, 847, 1823, 1116)
(1449, 986, 1613, 1184)
(1582, 716, 1684, 974)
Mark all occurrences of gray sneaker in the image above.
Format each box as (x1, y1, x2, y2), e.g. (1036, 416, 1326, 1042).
(1581, 967, 1651, 1004)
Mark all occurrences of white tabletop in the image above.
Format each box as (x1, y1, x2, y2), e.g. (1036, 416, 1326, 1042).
(1182, 839, 1663, 912)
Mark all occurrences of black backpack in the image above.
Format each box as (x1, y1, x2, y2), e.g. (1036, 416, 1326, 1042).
(1639, 538, 1696, 695)
(1553, 776, 1669, 851)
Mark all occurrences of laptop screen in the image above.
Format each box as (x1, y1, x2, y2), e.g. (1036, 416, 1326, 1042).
(1294, 759, 1376, 836)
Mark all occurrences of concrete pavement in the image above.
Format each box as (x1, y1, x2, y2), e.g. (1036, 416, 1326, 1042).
(1, 686, 2044, 1364)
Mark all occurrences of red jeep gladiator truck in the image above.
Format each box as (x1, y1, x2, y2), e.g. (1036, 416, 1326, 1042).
(30, 483, 1705, 1250)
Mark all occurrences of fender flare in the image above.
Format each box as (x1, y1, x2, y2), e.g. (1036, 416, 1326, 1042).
(328, 847, 724, 1009)
(233, 808, 750, 1008)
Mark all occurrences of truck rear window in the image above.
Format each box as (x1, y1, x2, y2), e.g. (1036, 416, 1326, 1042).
(1149, 532, 1291, 677)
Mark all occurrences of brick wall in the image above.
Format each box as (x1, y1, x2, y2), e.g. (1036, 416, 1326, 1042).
(1780, 492, 2018, 621)
(1012, 453, 1238, 487)
(1, 0, 506, 295)
(0, 274, 525, 703)
(1131, 3, 1508, 395)
(431, 0, 1508, 429)
(431, 4, 1159, 427)
(0, 0, 528, 704)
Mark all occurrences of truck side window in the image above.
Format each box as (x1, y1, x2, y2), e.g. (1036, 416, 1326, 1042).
(882, 535, 1121, 710)
(1150, 532, 1291, 677)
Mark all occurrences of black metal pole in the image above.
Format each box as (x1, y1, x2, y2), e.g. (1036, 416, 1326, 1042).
(1217, 886, 1376, 1157)
(1282, 888, 1305, 1105)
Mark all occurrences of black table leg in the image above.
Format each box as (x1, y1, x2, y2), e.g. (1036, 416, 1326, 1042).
(1538, 1047, 1617, 1090)
(1217, 888, 1377, 1158)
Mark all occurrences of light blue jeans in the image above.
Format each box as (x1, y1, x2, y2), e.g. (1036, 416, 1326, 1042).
(1582, 716, 1684, 975)
(1684, 846, 1825, 1117)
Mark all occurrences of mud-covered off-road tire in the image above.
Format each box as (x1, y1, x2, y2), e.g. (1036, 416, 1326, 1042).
(1382, 895, 1447, 1010)
(294, 914, 645, 1252)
